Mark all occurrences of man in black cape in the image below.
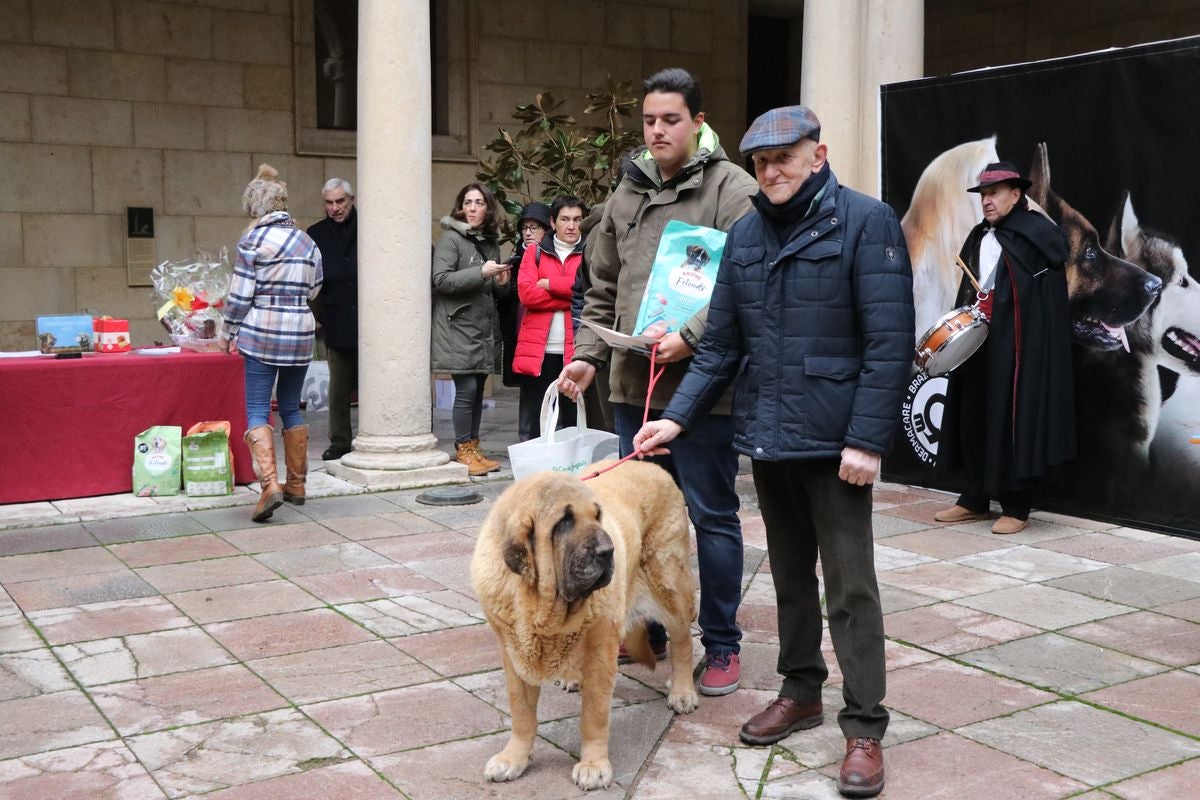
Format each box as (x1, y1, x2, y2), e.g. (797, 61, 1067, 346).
(935, 161, 1074, 534)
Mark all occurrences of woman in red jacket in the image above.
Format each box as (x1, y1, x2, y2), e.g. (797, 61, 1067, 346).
(514, 196, 587, 441)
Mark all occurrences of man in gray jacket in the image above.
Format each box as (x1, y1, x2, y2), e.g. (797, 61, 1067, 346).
(558, 68, 756, 696)
(635, 106, 915, 798)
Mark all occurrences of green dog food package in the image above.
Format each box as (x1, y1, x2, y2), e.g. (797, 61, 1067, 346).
(133, 426, 182, 497)
(182, 429, 234, 496)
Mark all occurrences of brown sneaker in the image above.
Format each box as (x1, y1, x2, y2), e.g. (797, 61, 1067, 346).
(739, 696, 823, 746)
(838, 737, 884, 797)
(992, 515, 1029, 534)
(933, 504, 988, 523)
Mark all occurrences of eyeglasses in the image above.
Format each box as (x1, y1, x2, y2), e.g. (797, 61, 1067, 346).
(520, 224, 544, 233)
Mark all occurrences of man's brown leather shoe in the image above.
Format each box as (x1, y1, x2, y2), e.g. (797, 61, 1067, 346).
(738, 696, 823, 745)
(933, 504, 988, 523)
(992, 515, 1029, 534)
(838, 737, 884, 797)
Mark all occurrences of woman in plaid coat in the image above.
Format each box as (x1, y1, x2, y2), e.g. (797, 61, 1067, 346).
(221, 164, 323, 523)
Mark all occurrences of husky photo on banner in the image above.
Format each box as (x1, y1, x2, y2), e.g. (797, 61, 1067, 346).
(881, 36, 1200, 538)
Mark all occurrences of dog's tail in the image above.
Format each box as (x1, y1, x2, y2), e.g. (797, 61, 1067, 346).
(622, 620, 659, 670)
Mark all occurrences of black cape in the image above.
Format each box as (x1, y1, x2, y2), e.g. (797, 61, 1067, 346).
(940, 205, 1075, 493)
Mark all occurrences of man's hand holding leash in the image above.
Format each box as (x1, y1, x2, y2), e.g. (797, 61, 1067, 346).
(633, 419, 683, 456)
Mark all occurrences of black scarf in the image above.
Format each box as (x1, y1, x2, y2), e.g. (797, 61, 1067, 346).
(751, 161, 831, 243)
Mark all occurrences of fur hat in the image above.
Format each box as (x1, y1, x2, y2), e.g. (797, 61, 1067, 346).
(243, 163, 288, 217)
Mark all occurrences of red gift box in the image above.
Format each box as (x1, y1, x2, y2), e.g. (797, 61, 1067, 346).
(94, 317, 131, 352)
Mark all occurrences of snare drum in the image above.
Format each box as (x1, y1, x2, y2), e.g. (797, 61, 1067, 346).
(914, 305, 989, 376)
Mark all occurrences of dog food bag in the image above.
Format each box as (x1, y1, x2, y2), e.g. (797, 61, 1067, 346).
(133, 426, 182, 497)
(633, 220, 727, 337)
(182, 429, 233, 496)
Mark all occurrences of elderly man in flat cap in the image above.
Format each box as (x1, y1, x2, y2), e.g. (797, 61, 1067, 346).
(935, 162, 1073, 535)
(635, 106, 914, 798)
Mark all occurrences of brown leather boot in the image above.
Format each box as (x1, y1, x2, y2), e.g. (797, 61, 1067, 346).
(455, 440, 491, 477)
(467, 438, 500, 473)
(244, 425, 283, 523)
(281, 424, 308, 505)
(838, 737, 884, 797)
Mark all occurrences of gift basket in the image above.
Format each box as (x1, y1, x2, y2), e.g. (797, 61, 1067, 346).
(151, 248, 232, 352)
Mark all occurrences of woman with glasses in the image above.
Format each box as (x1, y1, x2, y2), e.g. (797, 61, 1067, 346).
(497, 202, 552, 388)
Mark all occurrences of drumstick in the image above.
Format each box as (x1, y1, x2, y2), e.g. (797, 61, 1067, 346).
(955, 255, 982, 294)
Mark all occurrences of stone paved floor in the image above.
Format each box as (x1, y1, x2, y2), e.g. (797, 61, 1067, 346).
(2, 385, 1199, 798)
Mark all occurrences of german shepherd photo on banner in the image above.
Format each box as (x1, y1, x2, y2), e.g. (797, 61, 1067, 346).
(880, 36, 1200, 537)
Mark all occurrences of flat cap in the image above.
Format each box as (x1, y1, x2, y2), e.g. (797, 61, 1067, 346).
(739, 105, 821, 155)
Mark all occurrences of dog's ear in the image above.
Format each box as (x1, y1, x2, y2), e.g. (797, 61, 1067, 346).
(502, 514, 537, 585)
(1106, 192, 1131, 257)
(1027, 142, 1050, 208)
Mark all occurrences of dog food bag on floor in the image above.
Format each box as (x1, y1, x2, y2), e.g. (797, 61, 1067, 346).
(133, 426, 182, 497)
(182, 428, 233, 496)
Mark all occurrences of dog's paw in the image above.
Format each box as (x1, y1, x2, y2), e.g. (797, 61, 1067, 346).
(572, 757, 613, 790)
(484, 751, 530, 783)
(667, 687, 699, 714)
(553, 678, 581, 693)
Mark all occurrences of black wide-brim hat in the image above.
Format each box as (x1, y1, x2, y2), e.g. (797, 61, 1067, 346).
(967, 161, 1033, 192)
(517, 201, 552, 229)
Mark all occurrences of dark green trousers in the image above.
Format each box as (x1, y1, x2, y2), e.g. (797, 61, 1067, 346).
(327, 345, 358, 451)
(752, 457, 889, 740)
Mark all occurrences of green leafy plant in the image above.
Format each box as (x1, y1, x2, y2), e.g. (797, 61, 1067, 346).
(476, 76, 642, 233)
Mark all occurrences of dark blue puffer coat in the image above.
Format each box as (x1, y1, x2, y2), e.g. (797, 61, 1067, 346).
(662, 171, 915, 460)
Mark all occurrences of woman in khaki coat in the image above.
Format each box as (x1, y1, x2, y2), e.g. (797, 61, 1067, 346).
(431, 181, 512, 475)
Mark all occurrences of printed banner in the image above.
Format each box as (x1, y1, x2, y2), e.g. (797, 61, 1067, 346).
(881, 37, 1200, 538)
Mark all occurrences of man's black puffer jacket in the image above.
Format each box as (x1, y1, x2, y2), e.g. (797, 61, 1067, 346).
(663, 171, 916, 461)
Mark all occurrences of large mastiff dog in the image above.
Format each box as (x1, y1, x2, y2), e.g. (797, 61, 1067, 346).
(470, 461, 698, 790)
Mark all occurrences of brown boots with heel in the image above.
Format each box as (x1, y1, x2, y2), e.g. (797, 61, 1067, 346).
(282, 424, 308, 505)
(244, 425, 284, 522)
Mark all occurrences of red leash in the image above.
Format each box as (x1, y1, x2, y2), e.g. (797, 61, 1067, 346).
(580, 343, 665, 481)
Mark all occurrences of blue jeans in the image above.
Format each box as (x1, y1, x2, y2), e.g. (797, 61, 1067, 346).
(613, 402, 743, 655)
(243, 353, 308, 430)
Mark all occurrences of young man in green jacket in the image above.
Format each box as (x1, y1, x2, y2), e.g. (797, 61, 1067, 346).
(558, 67, 757, 696)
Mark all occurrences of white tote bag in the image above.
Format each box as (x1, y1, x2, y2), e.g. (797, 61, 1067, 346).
(507, 384, 620, 480)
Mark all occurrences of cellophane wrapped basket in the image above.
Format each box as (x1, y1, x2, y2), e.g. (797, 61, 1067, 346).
(151, 248, 232, 352)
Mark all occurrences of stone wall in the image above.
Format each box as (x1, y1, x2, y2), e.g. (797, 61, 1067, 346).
(0, 0, 749, 352)
(0, 0, 353, 350)
(472, 0, 749, 170)
(4, 0, 1196, 351)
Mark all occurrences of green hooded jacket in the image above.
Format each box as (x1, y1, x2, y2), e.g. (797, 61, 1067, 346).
(430, 215, 509, 374)
(574, 123, 757, 413)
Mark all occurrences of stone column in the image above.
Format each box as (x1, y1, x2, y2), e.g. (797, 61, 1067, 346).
(858, 0, 924, 198)
(800, 0, 924, 197)
(326, 0, 468, 489)
(801, 0, 864, 191)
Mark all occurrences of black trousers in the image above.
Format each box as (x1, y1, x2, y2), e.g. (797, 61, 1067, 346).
(753, 457, 889, 740)
(326, 345, 358, 451)
(516, 354, 575, 442)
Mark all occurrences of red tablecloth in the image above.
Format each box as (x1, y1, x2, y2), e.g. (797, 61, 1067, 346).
(0, 350, 255, 504)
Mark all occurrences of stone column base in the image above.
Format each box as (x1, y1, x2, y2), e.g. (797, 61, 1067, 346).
(325, 432, 470, 490)
(326, 460, 469, 491)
